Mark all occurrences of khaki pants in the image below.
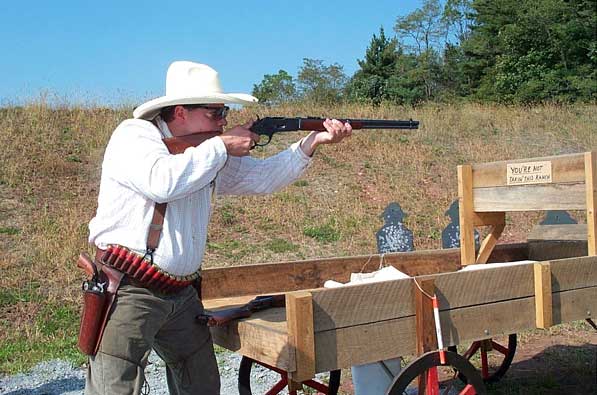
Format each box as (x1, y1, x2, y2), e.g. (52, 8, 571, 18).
(85, 283, 220, 395)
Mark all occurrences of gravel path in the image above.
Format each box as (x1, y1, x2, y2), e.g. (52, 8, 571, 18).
(0, 350, 283, 395)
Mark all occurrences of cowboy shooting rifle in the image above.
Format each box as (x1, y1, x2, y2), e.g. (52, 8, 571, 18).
(162, 116, 419, 153)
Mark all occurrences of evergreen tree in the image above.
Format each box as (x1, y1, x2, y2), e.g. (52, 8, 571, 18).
(345, 27, 400, 103)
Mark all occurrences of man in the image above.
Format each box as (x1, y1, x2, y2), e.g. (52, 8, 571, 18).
(86, 60, 352, 394)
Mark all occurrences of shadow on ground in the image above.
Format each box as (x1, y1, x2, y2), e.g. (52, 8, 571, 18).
(2, 377, 84, 395)
(486, 343, 596, 395)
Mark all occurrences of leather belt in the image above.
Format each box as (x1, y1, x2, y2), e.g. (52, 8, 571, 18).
(95, 247, 199, 295)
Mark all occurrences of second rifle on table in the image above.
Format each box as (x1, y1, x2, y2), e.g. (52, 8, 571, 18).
(196, 294, 286, 326)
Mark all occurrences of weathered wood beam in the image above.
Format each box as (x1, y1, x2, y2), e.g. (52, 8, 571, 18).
(586, 151, 596, 256)
(472, 152, 586, 188)
(534, 262, 553, 329)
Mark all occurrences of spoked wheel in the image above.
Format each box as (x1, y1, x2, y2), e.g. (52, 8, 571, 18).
(447, 334, 517, 384)
(386, 350, 486, 395)
(238, 356, 340, 395)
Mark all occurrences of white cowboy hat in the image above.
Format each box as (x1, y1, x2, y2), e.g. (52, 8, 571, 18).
(133, 61, 258, 120)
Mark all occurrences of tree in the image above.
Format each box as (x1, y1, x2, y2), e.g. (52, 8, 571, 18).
(297, 58, 347, 104)
(345, 27, 401, 104)
(392, 0, 449, 101)
(252, 70, 297, 105)
(443, 0, 474, 45)
(461, 0, 597, 102)
(394, 0, 448, 55)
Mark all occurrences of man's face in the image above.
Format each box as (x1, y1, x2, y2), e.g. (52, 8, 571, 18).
(173, 104, 229, 136)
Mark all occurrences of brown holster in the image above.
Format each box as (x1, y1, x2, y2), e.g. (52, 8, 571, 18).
(77, 252, 124, 356)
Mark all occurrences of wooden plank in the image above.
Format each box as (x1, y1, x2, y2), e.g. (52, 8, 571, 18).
(458, 164, 476, 265)
(429, 263, 535, 310)
(414, 279, 437, 354)
(209, 307, 292, 370)
(534, 262, 553, 328)
(473, 182, 586, 212)
(472, 153, 586, 188)
(201, 250, 461, 299)
(314, 286, 596, 372)
(554, 286, 597, 324)
(473, 211, 505, 226)
(586, 151, 596, 255)
(315, 315, 416, 372)
(311, 263, 535, 332)
(311, 278, 413, 332)
(201, 243, 528, 300)
(527, 224, 588, 241)
(528, 240, 588, 261)
(286, 291, 315, 382)
(476, 222, 505, 264)
(549, 255, 597, 291)
(310, 256, 596, 333)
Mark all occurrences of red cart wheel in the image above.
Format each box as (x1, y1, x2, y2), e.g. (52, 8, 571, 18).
(448, 334, 517, 383)
(238, 356, 340, 395)
(386, 350, 486, 395)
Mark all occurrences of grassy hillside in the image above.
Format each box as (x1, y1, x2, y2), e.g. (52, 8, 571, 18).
(0, 101, 595, 373)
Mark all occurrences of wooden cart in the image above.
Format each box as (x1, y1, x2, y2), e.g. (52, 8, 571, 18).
(201, 151, 596, 394)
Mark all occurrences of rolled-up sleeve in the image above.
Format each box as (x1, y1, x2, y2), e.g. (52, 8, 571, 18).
(216, 141, 312, 195)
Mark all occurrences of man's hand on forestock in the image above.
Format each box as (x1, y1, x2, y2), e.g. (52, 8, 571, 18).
(300, 118, 352, 157)
(219, 121, 259, 156)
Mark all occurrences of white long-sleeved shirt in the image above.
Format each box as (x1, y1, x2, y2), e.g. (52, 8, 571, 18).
(89, 118, 312, 276)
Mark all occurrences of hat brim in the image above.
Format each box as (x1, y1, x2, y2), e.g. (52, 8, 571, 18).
(133, 93, 258, 120)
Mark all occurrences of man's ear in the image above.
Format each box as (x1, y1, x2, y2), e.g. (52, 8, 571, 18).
(173, 105, 187, 120)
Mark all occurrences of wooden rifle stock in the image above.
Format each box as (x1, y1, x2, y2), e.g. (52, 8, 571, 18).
(162, 132, 222, 154)
(197, 294, 286, 326)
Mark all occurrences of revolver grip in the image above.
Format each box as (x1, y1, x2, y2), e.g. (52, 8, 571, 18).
(77, 252, 98, 279)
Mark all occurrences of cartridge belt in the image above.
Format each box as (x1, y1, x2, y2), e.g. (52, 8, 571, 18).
(95, 245, 199, 294)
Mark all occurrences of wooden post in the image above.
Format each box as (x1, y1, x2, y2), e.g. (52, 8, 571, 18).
(414, 278, 437, 395)
(533, 262, 553, 329)
(476, 224, 505, 264)
(458, 164, 476, 265)
(286, 291, 315, 389)
(585, 151, 596, 256)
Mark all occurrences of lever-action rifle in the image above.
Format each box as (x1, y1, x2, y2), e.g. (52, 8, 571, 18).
(163, 117, 419, 154)
(196, 294, 286, 326)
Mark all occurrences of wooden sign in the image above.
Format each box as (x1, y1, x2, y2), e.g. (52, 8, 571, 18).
(507, 161, 552, 185)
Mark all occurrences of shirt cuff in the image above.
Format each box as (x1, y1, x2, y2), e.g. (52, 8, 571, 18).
(209, 136, 229, 162)
(290, 140, 314, 166)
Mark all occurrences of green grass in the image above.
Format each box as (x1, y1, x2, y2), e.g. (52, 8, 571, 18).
(0, 302, 85, 374)
(0, 226, 20, 235)
(0, 285, 41, 308)
(263, 238, 298, 253)
(303, 221, 341, 243)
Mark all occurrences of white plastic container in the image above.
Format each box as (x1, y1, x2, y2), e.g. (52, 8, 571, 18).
(351, 357, 402, 395)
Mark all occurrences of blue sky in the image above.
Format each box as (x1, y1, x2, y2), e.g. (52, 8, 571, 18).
(1, 1, 422, 107)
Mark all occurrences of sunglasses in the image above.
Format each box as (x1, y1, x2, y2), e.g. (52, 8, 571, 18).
(185, 105, 230, 119)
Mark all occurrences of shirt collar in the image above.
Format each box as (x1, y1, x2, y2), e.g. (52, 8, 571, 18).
(155, 116, 173, 138)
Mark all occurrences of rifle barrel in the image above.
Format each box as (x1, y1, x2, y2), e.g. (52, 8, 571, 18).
(296, 117, 419, 131)
(348, 119, 419, 129)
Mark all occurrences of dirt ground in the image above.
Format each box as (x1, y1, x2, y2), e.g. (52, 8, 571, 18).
(335, 324, 597, 395)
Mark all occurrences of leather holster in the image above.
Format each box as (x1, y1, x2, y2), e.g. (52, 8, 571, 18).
(77, 253, 124, 356)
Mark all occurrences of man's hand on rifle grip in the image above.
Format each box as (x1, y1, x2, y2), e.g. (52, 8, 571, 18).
(220, 120, 260, 156)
